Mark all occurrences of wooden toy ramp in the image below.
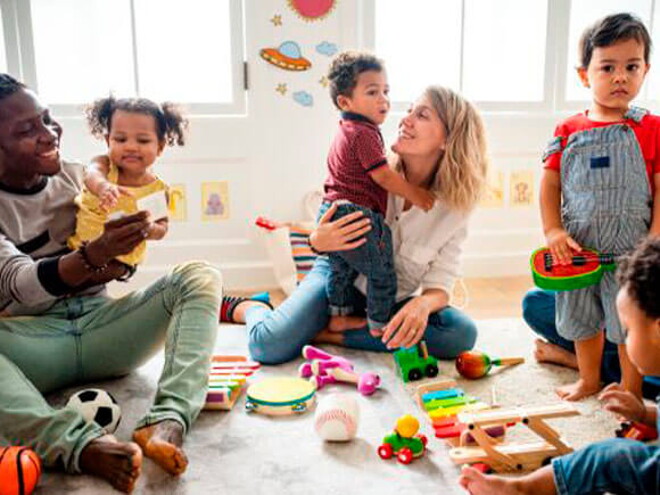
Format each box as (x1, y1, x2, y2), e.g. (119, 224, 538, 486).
(449, 403, 579, 473)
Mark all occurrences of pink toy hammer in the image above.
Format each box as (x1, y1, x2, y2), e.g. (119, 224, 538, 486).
(298, 345, 381, 396)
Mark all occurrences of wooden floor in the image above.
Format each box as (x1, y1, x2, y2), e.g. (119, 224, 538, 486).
(242, 275, 533, 320)
(458, 275, 533, 319)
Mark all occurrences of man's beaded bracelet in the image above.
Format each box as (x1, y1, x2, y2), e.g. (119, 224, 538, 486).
(78, 241, 108, 273)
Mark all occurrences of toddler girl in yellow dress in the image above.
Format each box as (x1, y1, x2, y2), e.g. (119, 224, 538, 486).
(68, 96, 187, 267)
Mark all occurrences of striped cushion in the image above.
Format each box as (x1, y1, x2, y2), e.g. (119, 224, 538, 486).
(288, 226, 317, 283)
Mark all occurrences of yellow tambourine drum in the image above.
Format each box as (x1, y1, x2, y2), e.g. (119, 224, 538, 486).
(246, 377, 316, 416)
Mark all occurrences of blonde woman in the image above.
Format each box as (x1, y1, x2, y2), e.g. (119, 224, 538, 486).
(233, 86, 489, 363)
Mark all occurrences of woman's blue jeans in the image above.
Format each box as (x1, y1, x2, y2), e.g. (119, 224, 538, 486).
(552, 438, 660, 495)
(522, 288, 660, 397)
(246, 256, 477, 364)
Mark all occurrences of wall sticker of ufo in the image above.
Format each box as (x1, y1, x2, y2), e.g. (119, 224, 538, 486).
(260, 41, 312, 71)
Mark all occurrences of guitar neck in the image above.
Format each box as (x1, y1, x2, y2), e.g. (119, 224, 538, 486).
(571, 254, 617, 266)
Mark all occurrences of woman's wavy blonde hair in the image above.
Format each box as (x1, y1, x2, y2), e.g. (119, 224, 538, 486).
(396, 86, 489, 211)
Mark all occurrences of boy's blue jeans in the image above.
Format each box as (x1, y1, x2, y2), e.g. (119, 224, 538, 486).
(552, 438, 660, 495)
(318, 201, 396, 331)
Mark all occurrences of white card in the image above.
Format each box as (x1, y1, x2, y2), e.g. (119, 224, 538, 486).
(108, 211, 126, 221)
(137, 190, 169, 220)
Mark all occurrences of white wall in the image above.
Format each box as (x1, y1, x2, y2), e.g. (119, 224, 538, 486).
(56, 0, 563, 293)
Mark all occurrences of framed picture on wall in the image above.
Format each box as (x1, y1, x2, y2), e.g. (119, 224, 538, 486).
(510, 170, 535, 207)
(201, 181, 230, 221)
(168, 184, 187, 222)
(479, 170, 505, 208)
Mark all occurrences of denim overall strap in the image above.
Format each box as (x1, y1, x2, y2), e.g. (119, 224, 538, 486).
(623, 105, 648, 123)
(560, 123, 651, 254)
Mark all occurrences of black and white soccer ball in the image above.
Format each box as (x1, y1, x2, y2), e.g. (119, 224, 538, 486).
(66, 388, 122, 433)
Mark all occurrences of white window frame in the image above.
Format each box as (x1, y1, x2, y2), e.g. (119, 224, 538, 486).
(0, 0, 247, 116)
(558, 0, 660, 112)
(363, 0, 660, 114)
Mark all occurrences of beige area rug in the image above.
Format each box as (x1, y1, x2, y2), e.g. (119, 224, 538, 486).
(37, 318, 619, 494)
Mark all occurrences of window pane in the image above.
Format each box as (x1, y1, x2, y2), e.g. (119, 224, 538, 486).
(134, 0, 233, 103)
(0, 5, 7, 72)
(463, 0, 547, 101)
(375, 0, 461, 103)
(565, 0, 651, 101)
(31, 0, 135, 104)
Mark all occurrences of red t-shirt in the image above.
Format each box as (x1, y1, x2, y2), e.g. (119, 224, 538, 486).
(544, 112, 660, 193)
(323, 112, 388, 215)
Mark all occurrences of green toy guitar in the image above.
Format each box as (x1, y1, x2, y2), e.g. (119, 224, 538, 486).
(530, 247, 617, 291)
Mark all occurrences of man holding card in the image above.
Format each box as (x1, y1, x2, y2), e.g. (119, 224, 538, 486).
(0, 75, 221, 491)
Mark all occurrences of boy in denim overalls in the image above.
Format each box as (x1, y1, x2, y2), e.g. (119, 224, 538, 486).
(540, 13, 660, 401)
(460, 237, 660, 495)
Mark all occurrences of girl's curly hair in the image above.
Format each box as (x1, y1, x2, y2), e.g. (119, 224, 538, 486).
(85, 96, 188, 146)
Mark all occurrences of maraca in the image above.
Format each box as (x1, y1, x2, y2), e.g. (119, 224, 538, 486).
(455, 350, 524, 379)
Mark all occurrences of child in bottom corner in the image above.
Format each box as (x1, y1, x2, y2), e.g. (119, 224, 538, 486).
(459, 236, 660, 495)
(540, 13, 660, 401)
(68, 96, 187, 271)
(319, 51, 435, 336)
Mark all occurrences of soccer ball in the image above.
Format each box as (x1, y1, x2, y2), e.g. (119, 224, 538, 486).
(66, 388, 122, 433)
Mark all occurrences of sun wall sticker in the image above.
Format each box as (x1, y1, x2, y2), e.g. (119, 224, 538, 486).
(260, 41, 312, 71)
(287, 0, 337, 22)
(201, 182, 230, 221)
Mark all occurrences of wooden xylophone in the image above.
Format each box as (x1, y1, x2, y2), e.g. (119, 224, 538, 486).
(414, 379, 505, 446)
(204, 355, 261, 410)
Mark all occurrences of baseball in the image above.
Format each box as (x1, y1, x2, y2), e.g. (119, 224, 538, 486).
(314, 393, 360, 442)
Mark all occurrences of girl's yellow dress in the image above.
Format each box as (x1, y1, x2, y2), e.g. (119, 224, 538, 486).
(68, 162, 168, 266)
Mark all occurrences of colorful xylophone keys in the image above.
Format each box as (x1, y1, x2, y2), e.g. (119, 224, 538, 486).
(204, 355, 261, 410)
(414, 379, 506, 444)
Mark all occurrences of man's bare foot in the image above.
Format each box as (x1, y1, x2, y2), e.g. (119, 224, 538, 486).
(79, 435, 142, 493)
(133, 420, 188, 476)
(556, 378, 601, 401)
(458, 466, 524, 495)
(326, 315, 367, 333)
(534, 339, 578, 369)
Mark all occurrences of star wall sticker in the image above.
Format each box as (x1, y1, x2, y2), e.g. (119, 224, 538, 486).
(318, 76, 329, 88)
(270, 14, 283, 26)
(276, 83, 288, 95)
